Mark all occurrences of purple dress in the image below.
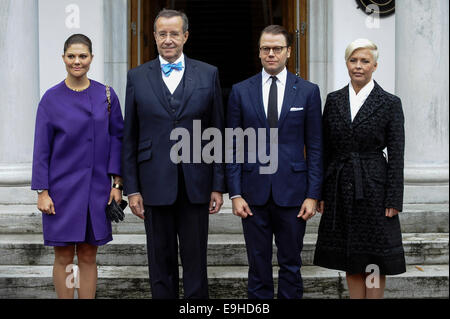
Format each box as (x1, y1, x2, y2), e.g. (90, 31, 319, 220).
(31, 80, 124, 246)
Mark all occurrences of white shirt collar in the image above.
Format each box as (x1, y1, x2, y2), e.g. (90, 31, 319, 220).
(159, 53, 185, 67)
(262, 67, 287, 86)
(349, 79, 375, 98)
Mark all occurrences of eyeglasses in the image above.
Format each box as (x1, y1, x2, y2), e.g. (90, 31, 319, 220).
(156, 32, 183, 40)
(260, 46, 287, 55)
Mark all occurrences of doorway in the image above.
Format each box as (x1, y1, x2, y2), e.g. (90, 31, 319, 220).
(129, 0, 308, 98)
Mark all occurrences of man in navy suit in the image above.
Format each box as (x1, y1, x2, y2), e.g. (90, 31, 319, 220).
(226, 25, 323, 299)
(122, 9, 225, 299)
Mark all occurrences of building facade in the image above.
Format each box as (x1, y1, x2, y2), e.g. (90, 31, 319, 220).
(0, 0, 448, 206)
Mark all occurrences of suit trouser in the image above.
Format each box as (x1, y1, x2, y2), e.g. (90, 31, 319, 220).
(144, 166, 209, 299)
(242, 193, 306, 299)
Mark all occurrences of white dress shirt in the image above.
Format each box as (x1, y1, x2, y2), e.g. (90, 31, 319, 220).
(159, 54, 185, 94)
(262, 67, 287, 119)
(349, 79, 375, 122)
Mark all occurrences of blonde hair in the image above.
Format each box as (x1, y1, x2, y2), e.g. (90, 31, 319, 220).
(345, 38, 379, 62)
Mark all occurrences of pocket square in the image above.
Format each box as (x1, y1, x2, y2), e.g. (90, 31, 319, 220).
(290, 107, 304, 111)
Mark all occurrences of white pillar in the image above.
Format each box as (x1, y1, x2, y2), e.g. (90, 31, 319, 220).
(308, 0, 333, 106)
(396, 0, 449, 203)
(0, 0, 39, 199)
(104, 0, 128, 111)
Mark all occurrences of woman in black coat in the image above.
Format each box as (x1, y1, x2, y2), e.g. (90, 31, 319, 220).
(313, 39, 406, 299)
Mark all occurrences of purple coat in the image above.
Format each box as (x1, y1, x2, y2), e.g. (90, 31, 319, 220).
(31, 80, 124, 242)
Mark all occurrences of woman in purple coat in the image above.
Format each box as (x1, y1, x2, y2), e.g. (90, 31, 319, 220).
(31, 34, 124, 299)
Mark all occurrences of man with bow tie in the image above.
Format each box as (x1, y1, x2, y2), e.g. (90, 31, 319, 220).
(226, 25, 323, 299)
(122, 9, 226, 299)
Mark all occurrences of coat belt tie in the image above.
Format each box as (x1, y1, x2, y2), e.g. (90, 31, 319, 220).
(329, 151, 383, 232)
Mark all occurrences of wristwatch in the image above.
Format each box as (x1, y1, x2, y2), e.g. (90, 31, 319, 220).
(37, 190, 45, 194)
(112, 183, 123, 191)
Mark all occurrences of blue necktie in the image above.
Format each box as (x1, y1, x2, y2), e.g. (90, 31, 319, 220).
(161, 62, 183, 77)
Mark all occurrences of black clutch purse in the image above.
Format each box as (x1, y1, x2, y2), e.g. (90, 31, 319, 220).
(106, 199, 128, 223)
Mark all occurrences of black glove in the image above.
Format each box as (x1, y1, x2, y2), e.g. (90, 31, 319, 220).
(106, 199, 128, 223)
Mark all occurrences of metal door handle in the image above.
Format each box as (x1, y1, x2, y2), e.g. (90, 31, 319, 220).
(295, 29, 300, 77)
(131, 21, 137, 36)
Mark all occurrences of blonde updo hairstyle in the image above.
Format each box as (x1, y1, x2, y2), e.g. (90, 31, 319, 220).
(345, 38, 379, 63)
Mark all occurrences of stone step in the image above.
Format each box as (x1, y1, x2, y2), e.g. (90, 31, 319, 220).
(4, 184, 449, 206)
(0, 203, 448, 234)
(0, 233, 447, 267)
(0, 264, 447, 299)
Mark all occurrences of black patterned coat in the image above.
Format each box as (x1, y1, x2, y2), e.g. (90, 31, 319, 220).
(313, 82, 406, 275)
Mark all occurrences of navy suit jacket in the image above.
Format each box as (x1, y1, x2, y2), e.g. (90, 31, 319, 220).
(226, 71, 323, 207)
(122, 56, 226, 206)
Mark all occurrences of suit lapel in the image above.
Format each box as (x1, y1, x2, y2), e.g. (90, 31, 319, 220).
(352, 82, 383, 128)
(336, 85, 352, 129)
(248, 74, 269, 129)
(278, 72, 298, 128)
(179, 57, 196, 116)
(146, 59, 172, 115)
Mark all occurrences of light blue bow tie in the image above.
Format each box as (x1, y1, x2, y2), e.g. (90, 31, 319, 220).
(161, 62, 183, 77)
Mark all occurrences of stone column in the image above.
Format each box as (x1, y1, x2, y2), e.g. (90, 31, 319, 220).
(308, 0, 333, 106)
(0, 0, 40, 203)
(396, 0, 449, 203)
(104, 0, 128, 112)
